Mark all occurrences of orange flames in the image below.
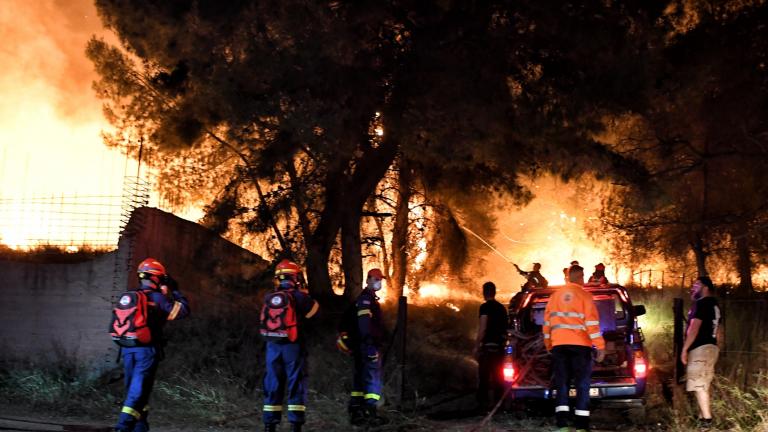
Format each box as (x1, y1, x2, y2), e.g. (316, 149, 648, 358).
(0, 0, 134, 249)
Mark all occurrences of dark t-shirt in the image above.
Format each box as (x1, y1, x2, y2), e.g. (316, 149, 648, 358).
(687, 296, 721, 351)
(479, 299, 508, 346)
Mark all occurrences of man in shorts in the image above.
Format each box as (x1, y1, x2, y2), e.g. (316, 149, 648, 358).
(681, 276, 722, 428)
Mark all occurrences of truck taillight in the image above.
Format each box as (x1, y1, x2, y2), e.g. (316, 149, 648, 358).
(634, 353, 647, 378)
(503, 362, 516, 382)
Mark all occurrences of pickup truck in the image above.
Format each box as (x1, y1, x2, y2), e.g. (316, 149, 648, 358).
(502, 284, 648, 415)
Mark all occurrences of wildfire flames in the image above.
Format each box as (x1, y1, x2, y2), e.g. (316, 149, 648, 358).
(0, 0, 137, 250)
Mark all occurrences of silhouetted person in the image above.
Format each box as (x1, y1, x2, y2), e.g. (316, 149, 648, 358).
(514, 262, 549, 290)
(474, 281, 508, 411)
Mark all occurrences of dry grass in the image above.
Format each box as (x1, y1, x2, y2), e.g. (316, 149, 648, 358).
(1, 288, 767, 430)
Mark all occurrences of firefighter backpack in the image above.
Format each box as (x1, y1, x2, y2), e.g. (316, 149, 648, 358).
(260, 290, 299, 342)
(335, 302, 360, 355)
(109, 290, 152, 347)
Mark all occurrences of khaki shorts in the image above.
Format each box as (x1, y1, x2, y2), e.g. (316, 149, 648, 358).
(686, 345, 719, 392)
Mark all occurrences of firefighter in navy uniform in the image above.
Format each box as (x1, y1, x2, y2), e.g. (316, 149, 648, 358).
(114, 258, 190, 432)
(260, 259, 319, 432)
(349, 268, 388, 426)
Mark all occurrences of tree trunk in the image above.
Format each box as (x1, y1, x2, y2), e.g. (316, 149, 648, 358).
(305, 240, 334, 299)
(735, 221, 754, 296)
(691, 235, 709, 277)
(342, 208, 364, 300)
(390, 160, 411, 300)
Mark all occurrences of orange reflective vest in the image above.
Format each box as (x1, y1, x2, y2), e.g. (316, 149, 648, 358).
(543, 283, 605, 351)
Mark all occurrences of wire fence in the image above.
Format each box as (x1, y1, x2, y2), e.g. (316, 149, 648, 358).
(0, 177, 150, 250)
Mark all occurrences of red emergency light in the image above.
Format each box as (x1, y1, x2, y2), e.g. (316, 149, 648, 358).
(633, 354, 647, 378)
(503, 362, 516, 382)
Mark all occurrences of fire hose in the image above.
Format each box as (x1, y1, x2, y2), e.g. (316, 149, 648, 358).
(468, 332, 551, 431)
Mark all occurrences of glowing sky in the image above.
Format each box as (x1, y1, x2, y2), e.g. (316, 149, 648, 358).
(0, 0, 139, 248)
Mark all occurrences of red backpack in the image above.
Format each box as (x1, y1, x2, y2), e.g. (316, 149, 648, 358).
(260, 290, 299, 342)
(109, 290, 152, 347)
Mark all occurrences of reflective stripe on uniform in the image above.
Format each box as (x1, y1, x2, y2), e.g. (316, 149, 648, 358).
(263, 405, 282, 412)
(551, 324, 587, 331)
(288, 405, 306, 411)
(555, 405, 570, 413)
(589, 332, 602, 339)
(168, 301, 182, 320)
(122, 406, 141, 418)
(543, 321, 550, 326)
(358, 309, 372, 317)
(543, 334, 550, 339)
(550, 311, 585, 319)
(365, 393, 381, 400)
(306, 302, 320, 318)
(585, 320, 600, 326)
(351, 391, 365, 397)
(575, 409, 590, 416)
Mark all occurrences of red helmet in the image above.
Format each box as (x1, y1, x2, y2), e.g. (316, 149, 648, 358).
(138, 258, 166, 285)
(595, 263, 606, 271)
(275, 259, 301, 282)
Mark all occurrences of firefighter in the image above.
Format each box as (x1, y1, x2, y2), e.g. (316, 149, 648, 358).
(474, 281, 508, 411)
(514, 262, 548, 290)
(349, 268, 387, 426)
(114, 258, 190, 432)
(543, 264, 605, 432)
(261, 259, 319, 432)
(587, 263, 609, 286)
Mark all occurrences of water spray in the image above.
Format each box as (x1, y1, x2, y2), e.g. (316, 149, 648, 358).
(459, 224, 515, 265)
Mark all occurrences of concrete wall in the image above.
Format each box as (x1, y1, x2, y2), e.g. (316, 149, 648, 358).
(0, 207, 267, 375)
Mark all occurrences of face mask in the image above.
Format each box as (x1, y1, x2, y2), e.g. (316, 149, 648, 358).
(371, 280, 382, 291)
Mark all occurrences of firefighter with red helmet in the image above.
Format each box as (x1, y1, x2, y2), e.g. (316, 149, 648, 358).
(260, 259, 319, 432)
(348, 268, 388, 426)
(543, 264, 605, 432)
(113, 258, 190, 432)
(587, 263, 609, 286)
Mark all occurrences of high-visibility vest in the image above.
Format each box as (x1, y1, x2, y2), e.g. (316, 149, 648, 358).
(543, 283, 605, 350)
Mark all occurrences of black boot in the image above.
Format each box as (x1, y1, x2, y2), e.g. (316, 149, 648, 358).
(290, 423, 303, 432)
(349, 405, 366, 426)
(364, 405, 389, 427)
(264, 424, 277, 432)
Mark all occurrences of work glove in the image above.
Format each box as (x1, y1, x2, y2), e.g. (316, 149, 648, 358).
(161, 274, 178, 291)
(366, 345, 379, 362)
(595, 349, 606, 363)
(336, 332, 353, 356)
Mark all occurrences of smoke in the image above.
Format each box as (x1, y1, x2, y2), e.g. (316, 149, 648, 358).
(0, 0, 109, 122)
(0, 1, 145, 248)
(0, 0, 135, 200)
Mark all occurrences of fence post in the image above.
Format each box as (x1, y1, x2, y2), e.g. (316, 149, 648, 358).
(673, 298, 685, 384)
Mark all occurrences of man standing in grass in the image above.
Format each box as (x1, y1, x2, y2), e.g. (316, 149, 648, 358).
(474, 281, 508, 412)
(681, 276, 722, 429)
(544, 264, 605, 432)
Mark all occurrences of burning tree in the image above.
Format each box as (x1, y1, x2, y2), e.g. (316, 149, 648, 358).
(88, 0, 658, 298)
(599, 2, 768, 293)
